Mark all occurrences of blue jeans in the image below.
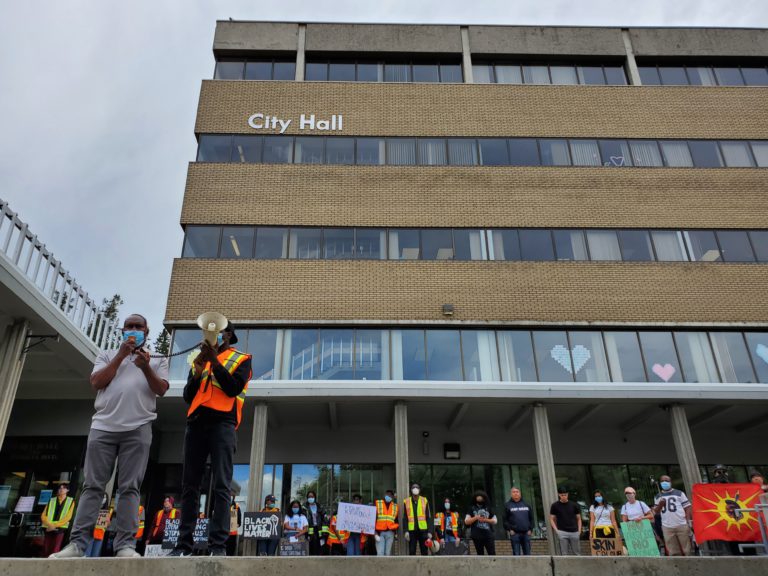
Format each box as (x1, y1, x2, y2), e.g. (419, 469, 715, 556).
(444, 534, 457, 543)
(510, 532, 531, 555)
(346, 533, 361, 556)
(85, 538, 104, 557)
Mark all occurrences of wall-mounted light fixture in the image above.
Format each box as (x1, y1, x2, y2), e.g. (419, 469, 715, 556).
(442, 304, 454, 316)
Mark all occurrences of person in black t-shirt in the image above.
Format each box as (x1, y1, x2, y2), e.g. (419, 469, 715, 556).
(549, 486, 582, 555)
(464, 490, 497, 555)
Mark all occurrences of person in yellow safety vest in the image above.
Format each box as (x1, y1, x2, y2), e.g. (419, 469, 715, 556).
(326, 512, 347, 556)
(404, 482, 432, 556)
(149, 497, 178, 545)
(435, 497, 461, 544)
(374, 489, 399, 556)
(41, 483, 76, 557)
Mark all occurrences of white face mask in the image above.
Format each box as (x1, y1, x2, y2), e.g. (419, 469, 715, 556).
(411, 488, 420, 496)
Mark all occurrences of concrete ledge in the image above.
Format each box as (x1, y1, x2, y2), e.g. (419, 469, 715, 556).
(1, 557, 765, 576)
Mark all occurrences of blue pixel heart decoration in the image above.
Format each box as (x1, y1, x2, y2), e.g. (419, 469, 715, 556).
(550, 345, 573, 374)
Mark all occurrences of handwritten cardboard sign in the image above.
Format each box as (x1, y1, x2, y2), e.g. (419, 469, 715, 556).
(336, 502, 376, 535)
(590, 537, 623, 556)
(279, 538, 309, 556)
(161, 518, 180, 549)
(620, 520, 660, 557)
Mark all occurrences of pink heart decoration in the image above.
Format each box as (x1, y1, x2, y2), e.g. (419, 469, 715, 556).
(652, 363, 676, 382)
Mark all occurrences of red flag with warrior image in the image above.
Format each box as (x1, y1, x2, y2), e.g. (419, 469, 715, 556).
(692, 483, 764, 543)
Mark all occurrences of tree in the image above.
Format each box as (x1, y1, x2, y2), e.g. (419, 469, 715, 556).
(87, 293, 123, 341)
(154, 328, 171, 355)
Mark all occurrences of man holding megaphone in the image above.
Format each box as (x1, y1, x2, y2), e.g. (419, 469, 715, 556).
(169, 314, 252, 557)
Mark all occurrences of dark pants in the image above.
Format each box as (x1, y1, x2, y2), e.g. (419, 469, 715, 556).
(510, 532, 531, 555)
(472, 536, 496, 555)
(408, 530, 429, 555)
(226, 534, 237, 556)
(43, 531, 65, 556)
(257, 539, 279, 556)
(177, 417, 236, 553)
(308, 534, 322, 556)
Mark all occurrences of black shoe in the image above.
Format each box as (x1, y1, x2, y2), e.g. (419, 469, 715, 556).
(209, 548, 227, 557)
(167, 548, 191, 557)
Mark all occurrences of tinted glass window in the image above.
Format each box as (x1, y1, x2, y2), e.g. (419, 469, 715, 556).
(290, 228, 321, 259)
(618, 230, 655, 261)
(539, 139, 571, 166)
(246, 329, 279, 380)
(354, 229, 385, 260)
(710, 332, 756, 383)
(389, 229, 420, 260)
(384, 63, 411, 82)
(170, 329, 201, 380)
(659, 67, 689, 85)
(651, 231, 688, 261)
(629, 140, 663, 167)
(426, 330, 463, 380)
(741, 67, 768, 86)
(245, 61, 271, 80)
(462, 331, 500, 381)
(323, 229, 355, 259)
(305, 62, 328, 81)
(716, 231, 755, 262)
(533, 331, 573, 382)
(197, 135, 231, 162)
(498, 331, 537, 381)
(598, 140, 632, 167)
(262, 136, 293, 163)
(328, 63, 355, 81)
(478, 139, 509, 165)
(422, 230, 454, 260)
(604, 66, 627, 85)
(317, 329, 354, 379)
(508, 139, 540, 166)
(356, 329, 388, 380)
(639, 332, 682, 383)
(453, 230, 486, 261)
(751, 142, 768, 167)
(569, 331, 611, 382)
(714, 67, 745, 86)
(182, 227, 220, 258)
(749, 231, 768, 262)
(418, 139, 447, 166)
(294, 137, 324, 164)
(586, 230, 621, 260)
(255, 228, 288, 259)
(688, 141, 724, 167)
(744, 333, 768, 383)
(220, 227, 254, 259)
(553, 230, 588, 261)
(519, 229, 555, 261)
(273, 62, 296, 80)
(356, 138, 384, 165)
(472, 64, 493, 83)
(495, 64, 522, 84)
(687, 66, 717, 86)
(397, 330, 426, 380)
(326, 138, 355, 164)
(523, 65, 550, 84)
(638, 67, 661, 85)
(387, 138, 417, 165)
(569, 140, 601, 166)
(232, 135, 262, 162)
(660, 141, 693, 167)
(578, 66, 606, 85)
(720, 141, 755, 167)
(674, 332, 720, 383)
(489, 229, 521, 261)
(440, 64, 463, 83)
(685, 230, 721, 262)
(215, 60, 243, 80)
(357, 63, 382, 82)
(604, 332, 646, 382)
(550, 65, 578, 85)
(448, 139, 478, 166)
(285, 329, 318, 380)
(413, 64, 439, 82)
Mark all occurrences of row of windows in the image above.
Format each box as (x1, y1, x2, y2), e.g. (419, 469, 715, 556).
(182, 226, 768, 264)
(472, 62, 626, 85)
(305, 60, 463, 83)
(638, 65, 768, 87)
(197, 134, 768, 168)
(214, 59, 296, 81)
(169, 327, 768, 385)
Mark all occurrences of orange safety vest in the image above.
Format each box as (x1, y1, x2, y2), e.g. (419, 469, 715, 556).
(94, 508, 113, 541)
(434, 511, 460, 534)
(135, 505, 145, 539)
(404, 496, 429, 531)
(375, 500, 399, 531)
(187, 348, 252, 429)
(151, 508, 178, 539)
(327, 515, 348, 545)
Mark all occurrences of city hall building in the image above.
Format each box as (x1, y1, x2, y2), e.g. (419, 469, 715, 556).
(3, 21, 768, 555)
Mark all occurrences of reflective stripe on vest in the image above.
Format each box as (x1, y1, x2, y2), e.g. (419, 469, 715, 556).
(375, 500, 399, 531)
(135, 505, 145, 539)
(405, 496, 428, 531)
(435, 512, 460, 532)
(187, 348, 252, 428)
(46, 496, 74, 530)
(152, 508, 178, 539)
(327, 516, 341, 545)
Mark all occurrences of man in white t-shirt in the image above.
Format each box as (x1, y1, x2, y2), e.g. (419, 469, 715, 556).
(653, 476, 692, 556)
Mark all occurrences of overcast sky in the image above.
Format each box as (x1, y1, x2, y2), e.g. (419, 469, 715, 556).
(1, 1, 765, 338)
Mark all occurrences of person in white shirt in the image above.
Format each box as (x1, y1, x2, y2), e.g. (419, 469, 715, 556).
(620, 487, 654, 523)
(588, 490, 622, 544)
(284, 501, 308, 541)
(653, 475, 692, 556)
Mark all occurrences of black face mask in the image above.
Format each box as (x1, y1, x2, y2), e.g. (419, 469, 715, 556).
(476, 500, 484, 506)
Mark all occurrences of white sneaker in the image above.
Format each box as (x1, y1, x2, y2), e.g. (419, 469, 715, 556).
(115, 548, 141, 558)
(49, 543, 85, 558)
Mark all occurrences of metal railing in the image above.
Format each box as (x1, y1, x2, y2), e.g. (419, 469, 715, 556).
(0, 198, 121, 350)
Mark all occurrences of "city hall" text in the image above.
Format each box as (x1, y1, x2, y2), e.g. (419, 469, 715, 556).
(247, 113, 343, 134)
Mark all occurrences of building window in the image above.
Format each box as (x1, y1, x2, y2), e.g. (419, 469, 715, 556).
(716, 231, 756, 262)
(539, 139, 570, 166)
(263, 136, 293, 164)
(393, 330, 426, 380)
(244, 329, 279, 380)
(639, 332, 682, 383)
(354, 229, 386, 260)
(488, 229, 521, 261)
(598, 140, 632, 167)
(220, 227, 255, 259)
(508, 139, 540, 166)
(638, 64, 768, 86)
(421, 229, 454, 260)
(629, 140, 664, 167)
(448, 139, 479, 166)
(684, 231, 721, 262)
(323, 229, 355, 259)
(388, 229, 420, 260)
(569, 140, 601, 166)
(519, 229, 555, 261)
(604, 332, 646, 382)
(328, 63, 355, 82)
(585, 230, 621, 261)
(659, 141, 693, 167)
(710, 333, 757, 383)
(418, 139, 448, 166)
(744, 333, 768, 383)
(688, 141, 724, 168)
(478, 139, 509, 165)
(674, 332, 720, 383)
(387, 139, 417, 165)
(453, 229, 486, 261)
(182, 226, 220, 258)
(289, 228, 322, 259)
(497, 331, 537, 381)
(426, 330, 463, 380)
(477, 61, 626, 85)
(326, 138, 355, 164)
(197, 135, 232, 162)
(295, 137, 325, 164)
(318, 329, 355, 379)
(461, 331, 500, 381)
(255, 228, 288, 259)
(284, 329, 319, 380)
(214, 59, 295, 80)
(651, 231, 688, 261)
(214, 60, 244, 80)
(618, 230, 655, 262)
(533, 331, 574, 382)
(356, 138, 385, 165)
(553, 230, 589, 261)
(232, 135, 263, 163)
(568, 331, 611, 382)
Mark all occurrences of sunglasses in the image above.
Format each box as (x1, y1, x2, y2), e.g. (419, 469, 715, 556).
(624, 492, 635, 495)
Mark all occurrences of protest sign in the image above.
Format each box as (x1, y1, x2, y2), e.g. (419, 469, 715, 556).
(162, 518, 180, 549)
(193, 518, 210, 550)
(279, 538, 309, 556)
(620, 520, 660, 557)
(95, 509, 111, 530)
(590, 537, 623, 556)
(145, 544, 168, 557)
(243, 512, 282, 540)
(336, 502, 377, 535)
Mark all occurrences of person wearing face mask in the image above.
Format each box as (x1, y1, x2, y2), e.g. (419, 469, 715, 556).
(169, 321, 252, 557)
(258, 495, 281, 556)
(304, 491, 327, 556)
(652, 475, 692, 556)
(588, 490, 622, 547)
(374, 489, 399, 556)
(345, 494, 366, 556)
(434, 498, 461, 544)
(619, 487, 653, 524)
(284, 500, 309, 541)
(465, 490, 497, 555)
(50, 314, 169, 559)
(404, 482, 432, 555)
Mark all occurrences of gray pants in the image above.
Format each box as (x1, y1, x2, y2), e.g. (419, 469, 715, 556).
(376, 530, 395, 556)
(69, 423, 152, 553)
(557, 530, 581, 555)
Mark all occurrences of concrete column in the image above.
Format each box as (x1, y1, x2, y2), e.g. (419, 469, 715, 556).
(394, 401, 409, 555)
(295, 24, 306, 81)
(0, 320, 30, 449)
(669, 404, 702, 496)
(532, 403, 558, 555)
(245, 401, 268, 555)
(460, 27, 473, 83)
(621, 29, 642, 85)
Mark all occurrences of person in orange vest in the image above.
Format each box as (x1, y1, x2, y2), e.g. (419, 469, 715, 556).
(41, 483, 76, 557)
(326, 510, 347, 556)
(169, 322, 252, 558)
(434, 497, 461, 544)
(404, 482, 432, 556)
(134, 504, 146, 555)
(374, 489, 398, 556)
(149, 497, 179, 545)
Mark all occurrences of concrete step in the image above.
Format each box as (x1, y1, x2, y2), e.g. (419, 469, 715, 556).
(0, 556, 764, 576)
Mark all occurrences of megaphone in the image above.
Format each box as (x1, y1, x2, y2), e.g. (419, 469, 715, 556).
(197, 312, 228, 346)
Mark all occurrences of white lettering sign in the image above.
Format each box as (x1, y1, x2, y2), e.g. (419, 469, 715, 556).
(336, 502, 376, 535)
(248, 113, 343, 133)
